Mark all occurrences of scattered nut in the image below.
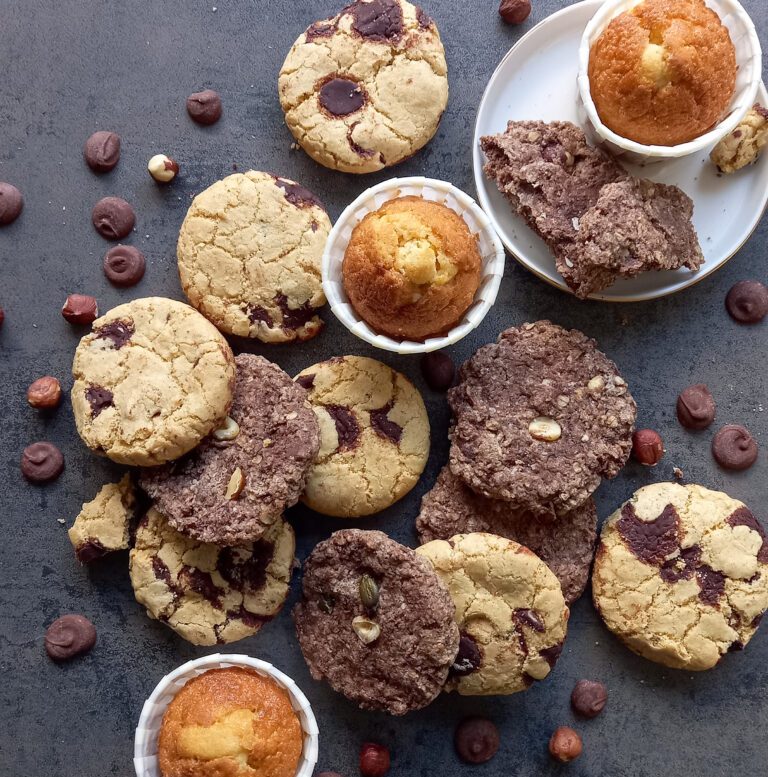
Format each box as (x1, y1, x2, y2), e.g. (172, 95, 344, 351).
(499, 0, 531, 24)
(0, 307, 5, 327)
(62, 294, 98, 325)
(571, 679, 608, 718)
(352, 616, 381, 645)
(673, 466, 684, 480)
(212, 416, 240, 441)
(359, 743, 390, 777)
(529, 416, 562, 442)
(224, 467, 246, 500)
(27, 376, 62, 409)
(549, 726, 582, 763)
(587, 375, 605, 393)
(454, 717, 500, 764)
(147, 154, 179, 183)
(359, 574, 380, 609)
(632, 429, 664, 466)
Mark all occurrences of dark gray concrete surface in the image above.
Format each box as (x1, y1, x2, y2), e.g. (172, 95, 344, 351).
(1, 1, 766, 775)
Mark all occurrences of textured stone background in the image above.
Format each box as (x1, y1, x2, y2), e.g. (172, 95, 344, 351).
(0, 1, 766, 775)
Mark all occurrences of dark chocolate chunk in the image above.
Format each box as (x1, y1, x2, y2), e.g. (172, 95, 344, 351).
(454, 718, 500, 765)
(347, 0, 404, 41)
(347, 121, 376, 158)
(416, 5, 432, 27)
(326, 404, 361, 450)
(75, 539, 109, 564)
(91, 196, 135, 240)
(296, 373, 316, 390)
(84, 131, 121, 173)
(274, 177, 323, 209)
(450, 632, 483, 677)
(726, 280, 768, 324)
(369, 402, 403, 443)
(319, 77, 367, 117)
(571, 679, 608, 718)
(676, 384, 716, 430)
(274, 293, 319, 330)
(515, 608, 545, 632)
(660, 545, 700, 584)
(247, 304, 274, 327)
(21, 442, 64, 483)
(94, 319, 134, 348)
(617, 503, 679, 565)
(44, 614, 96, 661)
(0, 182, 24, 225)
(306, 19, 337, 40)
(712, 425, 758, 471)
(697, 565, 726, 607)
(218, 540, 273, 591)
(421, 351, 455, 391)
(728, 507, 768, 563)
(539, 641, 564, 668)
(85, 386, 114, 417)
(179, 566, 224, 607)
(186, 89, 222, 125)
(103, 245, 146, 287)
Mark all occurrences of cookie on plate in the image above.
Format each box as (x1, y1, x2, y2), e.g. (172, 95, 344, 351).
(448, 321, 636, 512)
(177, 171, 330, 343)
(293, 529, 459, 715)
(296, 356, 429, 517)
(141, 354, 320, 546)
(416, 466, 597, 604)
(417, 533, 569, 695)
(129, 507, 294, 646)
(593, 482, 768, 670)
(278, 0, 448, 173)
(71, 297, 236, 466)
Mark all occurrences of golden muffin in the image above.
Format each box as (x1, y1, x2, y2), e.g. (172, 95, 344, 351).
(342, 196, 482, 341)
(158, 667, 303, 777)
(588, 0, 736, 146)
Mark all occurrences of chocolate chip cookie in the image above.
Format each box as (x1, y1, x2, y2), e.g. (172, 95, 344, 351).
(71, 297, 236, 466)
(417, 533, 569, 695)
(278, 0, 448, 173)
(448, 321, 636, 512)
(141, 354, 320, 545)
(129, 507, 294, 646)
(593, 483, 768, 670)
(293, 529, 459, 715)
(416, 466, 597, 604)
(177, 171, 331, 343)
(296, 356, 430, 517)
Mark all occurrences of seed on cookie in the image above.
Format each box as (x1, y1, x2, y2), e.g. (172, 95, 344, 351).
(213, 416, 240, 441)
(225, 467, 246, 500)
(352, 616, 381, 645)
(529, 416, 562, 441)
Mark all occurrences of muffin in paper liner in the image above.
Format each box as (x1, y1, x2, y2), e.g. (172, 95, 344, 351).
(133, 653, 319, 777)
(322, 176, 505, 355)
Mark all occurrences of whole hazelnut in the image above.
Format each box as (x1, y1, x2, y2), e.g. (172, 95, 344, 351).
(147, 154, 179, 183)
(359, 743, 390, 777)
(62, 294, 98, 325)
(632, 429, 664, 466)
(499, 0, 531, 24)
(27, 376, 62, 409)
(549, 726, 582, 763)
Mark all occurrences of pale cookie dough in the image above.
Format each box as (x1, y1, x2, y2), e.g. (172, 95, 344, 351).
(295, 356, 430, 517)
(177, 171, 331, 342)
(72, 297, 236, 466)
(278, 0, 449, 174)
(67, 474, 135, 564)
(710, 104, 768, 174)
(129, 507, 294, 646)
(593, 483, 768, 671)
(417, 533, 569, 696)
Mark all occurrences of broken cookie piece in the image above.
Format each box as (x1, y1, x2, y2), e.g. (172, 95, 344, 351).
(710, 104, 768, 174)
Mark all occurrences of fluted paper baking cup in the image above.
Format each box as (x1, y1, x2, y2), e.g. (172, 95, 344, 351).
(133, 654, 319, 777)
(577, 0, 762, 164)
(322, 176, 505, 355)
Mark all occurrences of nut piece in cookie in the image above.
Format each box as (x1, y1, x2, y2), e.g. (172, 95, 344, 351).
(296, 356, 430, 517)
(593, 482, 768, 670)
(67, 475, 135, 564)
(711, 105, 768, 173)
(293, 529, 459, 715)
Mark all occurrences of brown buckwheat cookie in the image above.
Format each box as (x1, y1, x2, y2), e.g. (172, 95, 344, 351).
(71, 297, 236, 466)
(178, 171, 331, 343)
(593, 483, 768, 670)
(141, 354, 320, 546)
(129, 508, 294, 646)
(294, 529, 459, 715)
(296, 356, 429, 517)
(416, 466, 597, 604)
(278, 0, 448, 173)
(448, 321, 636, 512)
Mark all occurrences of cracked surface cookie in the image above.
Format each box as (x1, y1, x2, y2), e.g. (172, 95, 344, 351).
(295, 356, 429, 517)
(293, 529, 459, 715)
(129, 507, 294, 646)
(448, 321, 636, 512)
(593, 483, 768, 670)
(417, 533, 569, 696)
(67, 474, 135, 564)
(177, 171, 330, 342)
(278, 0, 449, 173)
(416, 466, 597, 604)
(141, 354, 320, 546)
(72, 297, 236, 466)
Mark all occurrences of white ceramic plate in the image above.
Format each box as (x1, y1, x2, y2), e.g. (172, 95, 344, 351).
(472, 0, 768, 302)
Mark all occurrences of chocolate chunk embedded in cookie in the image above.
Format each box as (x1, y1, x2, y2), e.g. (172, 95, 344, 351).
(293, 529, 459, 715)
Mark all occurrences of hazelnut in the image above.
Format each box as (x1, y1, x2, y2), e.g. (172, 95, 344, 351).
(224, 467, 246, 500)
(529, 416, 562, 442)
(147, 154, 179, 183)
(549, 726, 582, 763)
(499, 0, 531, 24)
(632, 429, 664, 466)
(27, 376, 62, 409)
(62, 294, 98, 325)
(359, 743, 390, 777)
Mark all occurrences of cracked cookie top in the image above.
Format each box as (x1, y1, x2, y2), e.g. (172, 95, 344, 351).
(417, 532, 569, 696)
(71, 297, 236, 466)
(593, 483, 768, 671)
(177, 171, 331, 342)
(278, 0, 448, 173)
(295, 356, 430, 517)
(129, 507, 294, 646)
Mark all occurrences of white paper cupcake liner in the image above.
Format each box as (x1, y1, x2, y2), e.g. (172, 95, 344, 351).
(133, 654, 319, 777)
(577, 0, 762, 164)
(322, 176, 505, 355)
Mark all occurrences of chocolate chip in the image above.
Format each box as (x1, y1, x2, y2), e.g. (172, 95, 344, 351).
(218, 540, 274, 591)
(274, 293, 319, 331)
(421, 351, 455, 391)
(232, 608, 267, 629)
(274, 177, 324, 209)
(326, 404, 361, 450)
(347, 0, 404, 41)
(248, 304, 274, 327)
(21, 442, 64, 483)
(712, 424, 758, 471)
(94, 319, 134, 348)
(75, 539, 109, 564)
(92, 196, 135, 240)
(454, 718, 500, 765)
(152, 556, 175, 589)
(617, 503, 679, 565)
(296, 373, 316, 390)
(103, 245, 145, 287)
(571, 679, 608, 718)
(450, 632, 483, 677)
(44, 614, 96, 661)
(179, 566, 224, 607)
(416, 5, 432, 27)
(697, 564, 725, 607)
(539, 641, 564, 668)
(660, 545, 699, 584)
(369, 402, 403, 443)
(727, 507, 768, 563)
(84, 131, 121, 173)
(515, 608, 545, 632)
(85, 386, 114, 417)
(186, 89, 223, 125)
(347, 122, 376, 158)
(319, 78, 367, 117)
(62, 293, 98, 325)
(0, 182, 23, 225)
(676, 384, 716, 430)
(726, 281, 768, 324)
(306, 20, 337, 41)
